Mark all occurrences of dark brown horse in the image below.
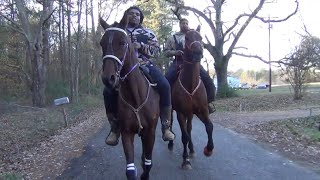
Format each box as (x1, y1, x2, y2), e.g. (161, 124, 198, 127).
(100, 16, 159, 180)
(168, 27, 214, 169)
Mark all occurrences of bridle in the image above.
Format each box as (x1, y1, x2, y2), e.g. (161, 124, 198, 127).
(102, 27, 139, 82)
(184, 30, 203, 63)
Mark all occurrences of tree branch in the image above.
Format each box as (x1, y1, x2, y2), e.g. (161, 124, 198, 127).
(0, 12, 26, 36)
(224, 13, 247, 38)
(254, 0, 299, 23)
(171, 7, 182, 20)
(225, 0, 265, 60)
(165, 0, 216, 34)
(233, 52, 268, 64)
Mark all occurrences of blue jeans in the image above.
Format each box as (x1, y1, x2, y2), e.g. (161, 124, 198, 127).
(146, 63, 171, 107)
(165, 61, 182, 87)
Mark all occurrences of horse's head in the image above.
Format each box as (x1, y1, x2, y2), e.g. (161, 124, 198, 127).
(99, 14, 133, 89)
(184, 25, 203, 63)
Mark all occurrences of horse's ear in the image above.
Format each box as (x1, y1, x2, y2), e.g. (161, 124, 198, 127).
(196, 25, 201, 32)
(100, 17, 110, 30)
(119, 11, 129, 29)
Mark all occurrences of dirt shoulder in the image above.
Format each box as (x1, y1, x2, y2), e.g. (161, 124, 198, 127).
(212, 109, 320, 173)
(0, 108, 106, 179)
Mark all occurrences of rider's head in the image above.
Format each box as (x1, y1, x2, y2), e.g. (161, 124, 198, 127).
(179, 18, 189, 33)
(125, 6, 144, 28)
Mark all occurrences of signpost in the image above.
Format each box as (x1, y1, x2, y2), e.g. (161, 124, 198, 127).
(54, 97, 70, 127)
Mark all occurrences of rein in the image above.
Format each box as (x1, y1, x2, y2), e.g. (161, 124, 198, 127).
(119, 75, 152, 134)
(178, 73, 202, 99)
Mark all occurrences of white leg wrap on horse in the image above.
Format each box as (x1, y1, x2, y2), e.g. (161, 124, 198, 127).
(145, 159, 152, 165)
(127, 163, 136, 170)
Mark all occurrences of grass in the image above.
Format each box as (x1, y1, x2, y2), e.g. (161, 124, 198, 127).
(235, 83, 320, 97)
(215, 83, 320, 112)
(0, 173, 23, 180)
(276, 115, 320, 143)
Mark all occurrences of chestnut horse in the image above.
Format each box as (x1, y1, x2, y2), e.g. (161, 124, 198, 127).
(168, 27, 214, 169)
(100, 16, 159, 180)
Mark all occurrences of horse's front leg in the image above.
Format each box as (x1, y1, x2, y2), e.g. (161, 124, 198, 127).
(177, 112, 191, 170)
(196, 112, 214, 156)
(122, 131, 137, 180)
(140, 128, 155, 180)
(187, 115, 195, 158)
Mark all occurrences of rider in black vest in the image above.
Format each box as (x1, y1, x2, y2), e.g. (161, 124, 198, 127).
(164, 18, 216, 114)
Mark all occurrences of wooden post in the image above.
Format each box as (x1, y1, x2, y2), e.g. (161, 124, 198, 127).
(62, 107, 68, 127)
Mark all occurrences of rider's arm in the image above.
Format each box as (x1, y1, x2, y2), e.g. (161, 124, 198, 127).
(163, 36, 176, 58)
(138, 28, 160, 58)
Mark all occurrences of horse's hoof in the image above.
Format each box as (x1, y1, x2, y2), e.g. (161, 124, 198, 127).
(181, 162, 192, 170)
(203, 146, 213, 157)
(141, 173, 149, 180)
(168, 141, 174, 151)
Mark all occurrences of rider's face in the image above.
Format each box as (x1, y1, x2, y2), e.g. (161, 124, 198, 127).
(180, 20, 189, 32)
(127, 9, 141, 27)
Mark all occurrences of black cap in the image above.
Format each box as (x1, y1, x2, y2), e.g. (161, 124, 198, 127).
(125, 6, 144, 24)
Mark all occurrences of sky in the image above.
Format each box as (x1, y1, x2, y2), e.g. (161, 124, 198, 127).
(181, 0, 320, 72)
(100, 0, 320, 72)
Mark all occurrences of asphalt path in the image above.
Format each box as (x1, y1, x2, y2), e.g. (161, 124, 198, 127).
(58, 115, 320, 180)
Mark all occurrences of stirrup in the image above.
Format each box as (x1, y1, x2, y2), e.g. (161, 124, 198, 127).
(208, 103, 216, 114)
(105, 131, 120, 146)
(162, 129, 175, 141)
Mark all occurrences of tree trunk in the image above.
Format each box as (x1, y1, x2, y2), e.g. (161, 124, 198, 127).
(214, 56, 229, 98)
(67, 2, 74, 102)
(59, 0, 66, 82)
(74, 0, 83, 103)
(29, 41, 46, 107)
(91, 0, 99, 87)
(85, 0, 91, 95)
(15, 0, 53, 107)
(41, 0, 53, 106)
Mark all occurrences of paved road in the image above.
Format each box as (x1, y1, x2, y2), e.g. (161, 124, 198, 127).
(58, 115, 320, 180)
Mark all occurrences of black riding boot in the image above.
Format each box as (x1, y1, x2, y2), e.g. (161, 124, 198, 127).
(105, 112, 120, 146)
(160, 106, 175, 141)
(200, 72, 216, 114)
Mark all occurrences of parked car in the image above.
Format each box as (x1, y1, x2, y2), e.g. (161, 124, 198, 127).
(239, 83, 251, 90)
(256, 83, 268, 89)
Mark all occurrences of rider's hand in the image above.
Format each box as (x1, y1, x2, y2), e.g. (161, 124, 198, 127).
(133, 42, 141, 49)
(175, 50, 184, 56)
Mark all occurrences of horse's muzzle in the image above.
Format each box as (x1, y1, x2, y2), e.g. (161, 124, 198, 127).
(191, 51, 203, 62)
(102, 74, 118, 89)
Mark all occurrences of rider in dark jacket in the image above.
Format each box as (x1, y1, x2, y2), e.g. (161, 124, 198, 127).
(164, 18, 216, 114)
(104, 6, 175, 146)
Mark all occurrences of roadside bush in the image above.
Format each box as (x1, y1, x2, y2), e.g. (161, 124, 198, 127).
(217, 85, 239, 98)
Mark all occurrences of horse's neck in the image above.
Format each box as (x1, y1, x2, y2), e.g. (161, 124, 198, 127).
(180, 61, 200, 92)
(120, 57, 149, 108)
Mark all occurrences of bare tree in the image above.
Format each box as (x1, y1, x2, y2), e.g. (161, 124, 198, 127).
(58, 0, 67, 82)
(166, 0, 299, 97)
(1, 0, 54, 107)
(279, 35, 320, 100)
